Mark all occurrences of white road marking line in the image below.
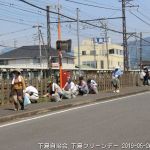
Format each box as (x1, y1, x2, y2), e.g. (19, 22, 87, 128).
(0, 91, 149, 128)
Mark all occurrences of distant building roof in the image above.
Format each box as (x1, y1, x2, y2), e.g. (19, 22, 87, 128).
(0, 45, 74, 60)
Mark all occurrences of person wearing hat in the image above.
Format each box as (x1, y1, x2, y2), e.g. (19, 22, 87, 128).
(10, 69, 26, 110)
(111, 66, 123, 93)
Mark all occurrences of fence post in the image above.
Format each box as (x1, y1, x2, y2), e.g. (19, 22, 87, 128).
(1, 80, 4, 105)
(6, 79, 11, 103)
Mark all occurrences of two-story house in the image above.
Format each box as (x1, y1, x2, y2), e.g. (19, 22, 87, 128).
(0, 45, 75, 79)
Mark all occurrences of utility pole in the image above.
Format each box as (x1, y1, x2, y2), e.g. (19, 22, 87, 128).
(92, 38, 96, 63)
(33, 25, 42, 67)
(104, 23, 109, 69)
(134, 32, 138, 69)
(99, 20, 109, 69)
(46, 6, 51, 76)
(14, 40, 17, 48)
(121, 0, 128, 71)
(57, 0, 63, 88)
(120, 0, 138, 71)
(77, 8, 81, 75)
(38, 25, 42, 68)
(57, 4, 61, 40)
(33, 25, 43, 78)
(139, 32, 142, 71)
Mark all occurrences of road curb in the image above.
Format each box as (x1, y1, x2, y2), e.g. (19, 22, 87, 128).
(0, 89, 149, 124)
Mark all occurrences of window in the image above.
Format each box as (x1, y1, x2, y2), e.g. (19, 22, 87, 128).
(90, 50, 96, 55)
(62, 58, 67, 63)
(109, 49, 114, 54)
(82, 61, 97, 68)
(120, 50, 123, 55)
(0, 60, 5, 65)
(33, 58, 40, 64)
(0, 60, 8, 65)
(116, 49, 119, 54)
(63, 58, 73, 64)
(91, 61, 97, 68)
(100, 60, 104, 69)
(82, 51, 86, 55)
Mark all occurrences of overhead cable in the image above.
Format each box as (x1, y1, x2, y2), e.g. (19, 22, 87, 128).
(65, 0, 121, 11)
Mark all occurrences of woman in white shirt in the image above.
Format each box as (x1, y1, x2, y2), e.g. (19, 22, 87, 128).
(87, 79, 98, 94)
(63, 77, 78, 98)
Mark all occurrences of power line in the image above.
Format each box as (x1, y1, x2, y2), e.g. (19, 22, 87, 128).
(18, 0, 123, 34)
(17, 0, 150, 46)
(65, 0, 121, 11)
(81, 0, 118, 8)
(0, 1, 45, 17)
(136, 10, 150, 22)
(129, 11, 150, 27)
(49, 17, 123, 23)
(0, 27, 33, 37)
(0, 18, 33, 26)
(0, 12, 43, 25)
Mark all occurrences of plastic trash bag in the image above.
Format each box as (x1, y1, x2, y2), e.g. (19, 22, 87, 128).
(24, 93, 31, 106)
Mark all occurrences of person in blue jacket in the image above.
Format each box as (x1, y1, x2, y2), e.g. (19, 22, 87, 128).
(111, 66, 123, 93)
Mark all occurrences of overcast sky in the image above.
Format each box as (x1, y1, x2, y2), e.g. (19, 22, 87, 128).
(0, 0, 150, 51)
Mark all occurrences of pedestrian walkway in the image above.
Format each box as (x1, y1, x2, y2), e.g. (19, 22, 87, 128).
(0, 86, 149, 123)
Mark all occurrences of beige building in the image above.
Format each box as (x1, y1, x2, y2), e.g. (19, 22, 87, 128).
(74, 39, 123, 70)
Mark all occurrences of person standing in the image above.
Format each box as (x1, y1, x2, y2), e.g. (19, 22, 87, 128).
(140, 70, 146, 85)
(111, 66, 123, 93)
(10, 69, 26, 110)
(143, 67, 149, 85)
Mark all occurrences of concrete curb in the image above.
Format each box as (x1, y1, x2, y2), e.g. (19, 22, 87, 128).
(0, 89, 149, 123)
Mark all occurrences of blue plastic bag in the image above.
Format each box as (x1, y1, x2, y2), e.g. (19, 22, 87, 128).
(24, 94, 31, 106)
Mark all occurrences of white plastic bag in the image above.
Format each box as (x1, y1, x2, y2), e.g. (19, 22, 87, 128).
(24, 93, 31, 106)
(140, 71, 146, 79)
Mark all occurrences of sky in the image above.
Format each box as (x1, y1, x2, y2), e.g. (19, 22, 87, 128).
(0, 0, 150, 52)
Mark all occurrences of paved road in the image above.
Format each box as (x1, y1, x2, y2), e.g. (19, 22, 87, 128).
(0, 92, 150, 150)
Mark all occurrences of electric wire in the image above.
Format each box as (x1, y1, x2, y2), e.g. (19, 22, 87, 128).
(129, 11, 150, 27)
(65, 0, 121, 11)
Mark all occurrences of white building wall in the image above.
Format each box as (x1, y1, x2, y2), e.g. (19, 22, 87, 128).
(0, 58, 75, 70)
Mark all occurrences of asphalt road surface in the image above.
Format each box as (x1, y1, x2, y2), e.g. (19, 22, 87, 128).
(0, 92, 150, 150)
